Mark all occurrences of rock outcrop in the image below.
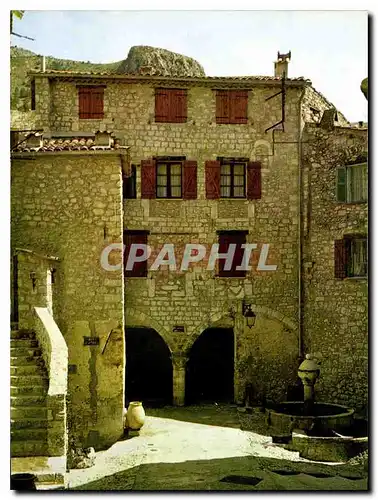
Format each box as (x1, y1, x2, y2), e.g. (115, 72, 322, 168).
(117, 45, 205, 77)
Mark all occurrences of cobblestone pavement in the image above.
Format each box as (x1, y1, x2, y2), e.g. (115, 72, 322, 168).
(67, 405, 368, 491)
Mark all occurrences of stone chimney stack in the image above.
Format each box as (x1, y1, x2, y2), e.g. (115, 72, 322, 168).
(274, 50, 291, 78)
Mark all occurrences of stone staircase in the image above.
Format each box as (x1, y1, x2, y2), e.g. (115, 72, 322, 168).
(11, 329, 49, 457)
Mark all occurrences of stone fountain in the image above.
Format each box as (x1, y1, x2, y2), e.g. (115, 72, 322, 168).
(266, 354, 367, 461)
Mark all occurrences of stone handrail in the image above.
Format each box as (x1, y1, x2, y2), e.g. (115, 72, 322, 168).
(34, 306, 68, 457)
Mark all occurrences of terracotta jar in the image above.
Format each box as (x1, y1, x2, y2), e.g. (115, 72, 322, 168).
(126, 401, 145, 430)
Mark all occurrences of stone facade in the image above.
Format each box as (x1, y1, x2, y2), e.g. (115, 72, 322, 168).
(10, 65, 368, 450)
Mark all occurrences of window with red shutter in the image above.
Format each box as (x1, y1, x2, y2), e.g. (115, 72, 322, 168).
(216, 90, 248, 124)
(205, 161, 221, 199)
(141, 159, 157, 199)
(183, 161, 197, 200)
(78, 86, 105, 119)
(247, 161, 262, 200)
(155, 88, 187, 123)
(124, 230, 149, 277)
(335, 235, 367, 279)
(218, 231, 247, 278)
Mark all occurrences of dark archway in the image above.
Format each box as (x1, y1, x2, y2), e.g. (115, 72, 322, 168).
(186, 327, 234, 405)
(125, 327, 173, 408)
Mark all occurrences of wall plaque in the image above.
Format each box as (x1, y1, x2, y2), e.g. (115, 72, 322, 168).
(83, 336, 100, 346)
(173, 325, 185, 333)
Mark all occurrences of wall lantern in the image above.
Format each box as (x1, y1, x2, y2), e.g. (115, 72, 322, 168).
(242, 300, 256, 329)
(30, 272, 37, 290)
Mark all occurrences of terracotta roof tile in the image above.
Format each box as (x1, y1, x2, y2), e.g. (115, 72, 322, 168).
(14, 136, 128, 153)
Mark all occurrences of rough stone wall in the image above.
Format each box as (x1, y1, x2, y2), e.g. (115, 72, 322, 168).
(11, 153, 125, 449)
(302, 85, 350, 126)
(302, 124, 368, 411)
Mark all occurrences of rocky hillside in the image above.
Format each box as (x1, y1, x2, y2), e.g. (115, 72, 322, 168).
(10, 45, 205, 111)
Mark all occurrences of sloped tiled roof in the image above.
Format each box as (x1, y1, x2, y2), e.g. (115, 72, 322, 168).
(13, 136, 129, 153)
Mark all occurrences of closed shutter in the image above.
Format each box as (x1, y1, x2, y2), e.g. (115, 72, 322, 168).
(183, 160, 197, 199)
(247, 161, 262, 199)
(231, 91, 248, 124)
(337, 167, 346, 202)
(141, 159, 156, 199)
(155, 89, 170, 122)
(205, 160, 221, 199)
(79, 88, 92, 119)
(218, 231, 247, 277)
(334, 239, 347, 279)
(216, 90, 230, 124)
(91, 88, 104, 118)
(124, 231, 148, 277)
(172, 89, 187, 123)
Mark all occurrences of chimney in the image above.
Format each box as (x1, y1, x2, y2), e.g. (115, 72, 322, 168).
(41, 55, 46, 72)
(274, 50, 291, 78)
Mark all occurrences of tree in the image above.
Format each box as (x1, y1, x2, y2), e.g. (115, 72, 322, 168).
(360, 78, 368, 100)
(10, 10, 34, 41)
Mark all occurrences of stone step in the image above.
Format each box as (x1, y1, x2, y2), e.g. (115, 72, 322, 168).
(11, 406, 48, 419)
(11, 418, 48, 430)
(11, 375, 48, 387)
(11, 365, 46, 376)
(11, 355, 44, 366)
(11, 339, 39, 348)
(10, 330, 36, 340)
(11, 395, 46, 406)
(10, 347, 42, 357)
(11, 440, 49, 457)
(11, 428, 47, 441)
(11, 385, 47, 396)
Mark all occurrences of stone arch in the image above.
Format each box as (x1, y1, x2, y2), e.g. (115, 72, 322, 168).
(125, 307, 174, 353)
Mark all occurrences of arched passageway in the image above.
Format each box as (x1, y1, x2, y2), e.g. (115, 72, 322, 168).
(185, 327, 234, 405)
(125, 327, 173, 407)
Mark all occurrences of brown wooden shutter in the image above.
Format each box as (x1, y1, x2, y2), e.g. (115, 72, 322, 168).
(172, 89, 187, 123)
(79, 88, 91, 119)
(141, 159, 156, 199)
(231, 91, 248, 124)
(205, 160, 221, 199)
(155, 89, 170, 122)
(334, 239, 347, 279)
(247, 161, 262, 200)
(218, 231, 247, 277)
(216, 90, 230, 124)
(124, 231, 148, 277)
(91, 88, 104, 118)
(183, 160, 197, 199)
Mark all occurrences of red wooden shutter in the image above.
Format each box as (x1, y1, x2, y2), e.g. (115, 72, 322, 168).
(155, 89, 170, 122)
(216, 90, 230, 124)
(124, 231, 148, 277)
(91, 88, 104, 118)
(183, 160, 197, 199)
(141, 159, 156, 199)
(231, 91, 248, 124)
(247, 161, 262, 200)
(334, 239, 347, 279)
(79, 88, 91, 119)
(172, 89, 187, 123)
(218, 232, 246, 277)
(205, 161, 221, 199)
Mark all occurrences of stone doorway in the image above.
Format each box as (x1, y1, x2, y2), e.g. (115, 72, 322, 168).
(185, 327, 234, 405)
(125, 327, 173, 407)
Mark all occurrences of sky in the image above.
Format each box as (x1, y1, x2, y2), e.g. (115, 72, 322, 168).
(11, 10, 368, 122)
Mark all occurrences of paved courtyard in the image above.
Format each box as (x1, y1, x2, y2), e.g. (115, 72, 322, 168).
(67, 405, 368, 491)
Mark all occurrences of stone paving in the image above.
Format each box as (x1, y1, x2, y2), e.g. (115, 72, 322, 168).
(67, 405, 368, 491)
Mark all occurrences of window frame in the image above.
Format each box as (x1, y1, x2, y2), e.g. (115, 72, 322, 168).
(156, 160, 183, 199)
(336, 162, 368, 204)
(345, 235, 367, 278)
(123, 165, 137, 199)
(78, 85, 105, 120)
(155, 88, 187, 123)
(218, 157, 247, 199)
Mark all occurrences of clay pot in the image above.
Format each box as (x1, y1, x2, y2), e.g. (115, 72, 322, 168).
(126, 401, 145, 430)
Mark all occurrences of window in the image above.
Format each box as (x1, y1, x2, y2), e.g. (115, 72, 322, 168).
(78, 86, 105, 119)
(337, 163, 367, 203)
(123, 165, 136, 199)
(155, 88, 187, 123)
(31, 79, 36, 111)
(217, 231, 248, 278)
(334, 235, 367, 279)
(220, 159, 247, 198)
(124, 230, 149, 278)
(216, 90, 248, 124)
(157, 162, 182, 198)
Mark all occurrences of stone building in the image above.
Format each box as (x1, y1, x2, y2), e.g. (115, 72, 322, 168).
(10, 53, 367, 456)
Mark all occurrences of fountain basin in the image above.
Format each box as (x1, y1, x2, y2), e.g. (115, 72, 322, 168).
(267, 401, 354, 437)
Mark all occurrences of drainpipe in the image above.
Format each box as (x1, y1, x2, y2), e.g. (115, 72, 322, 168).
(297, 87, 307, 359)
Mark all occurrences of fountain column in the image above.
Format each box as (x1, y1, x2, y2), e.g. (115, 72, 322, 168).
(298, 354, 320, 414)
